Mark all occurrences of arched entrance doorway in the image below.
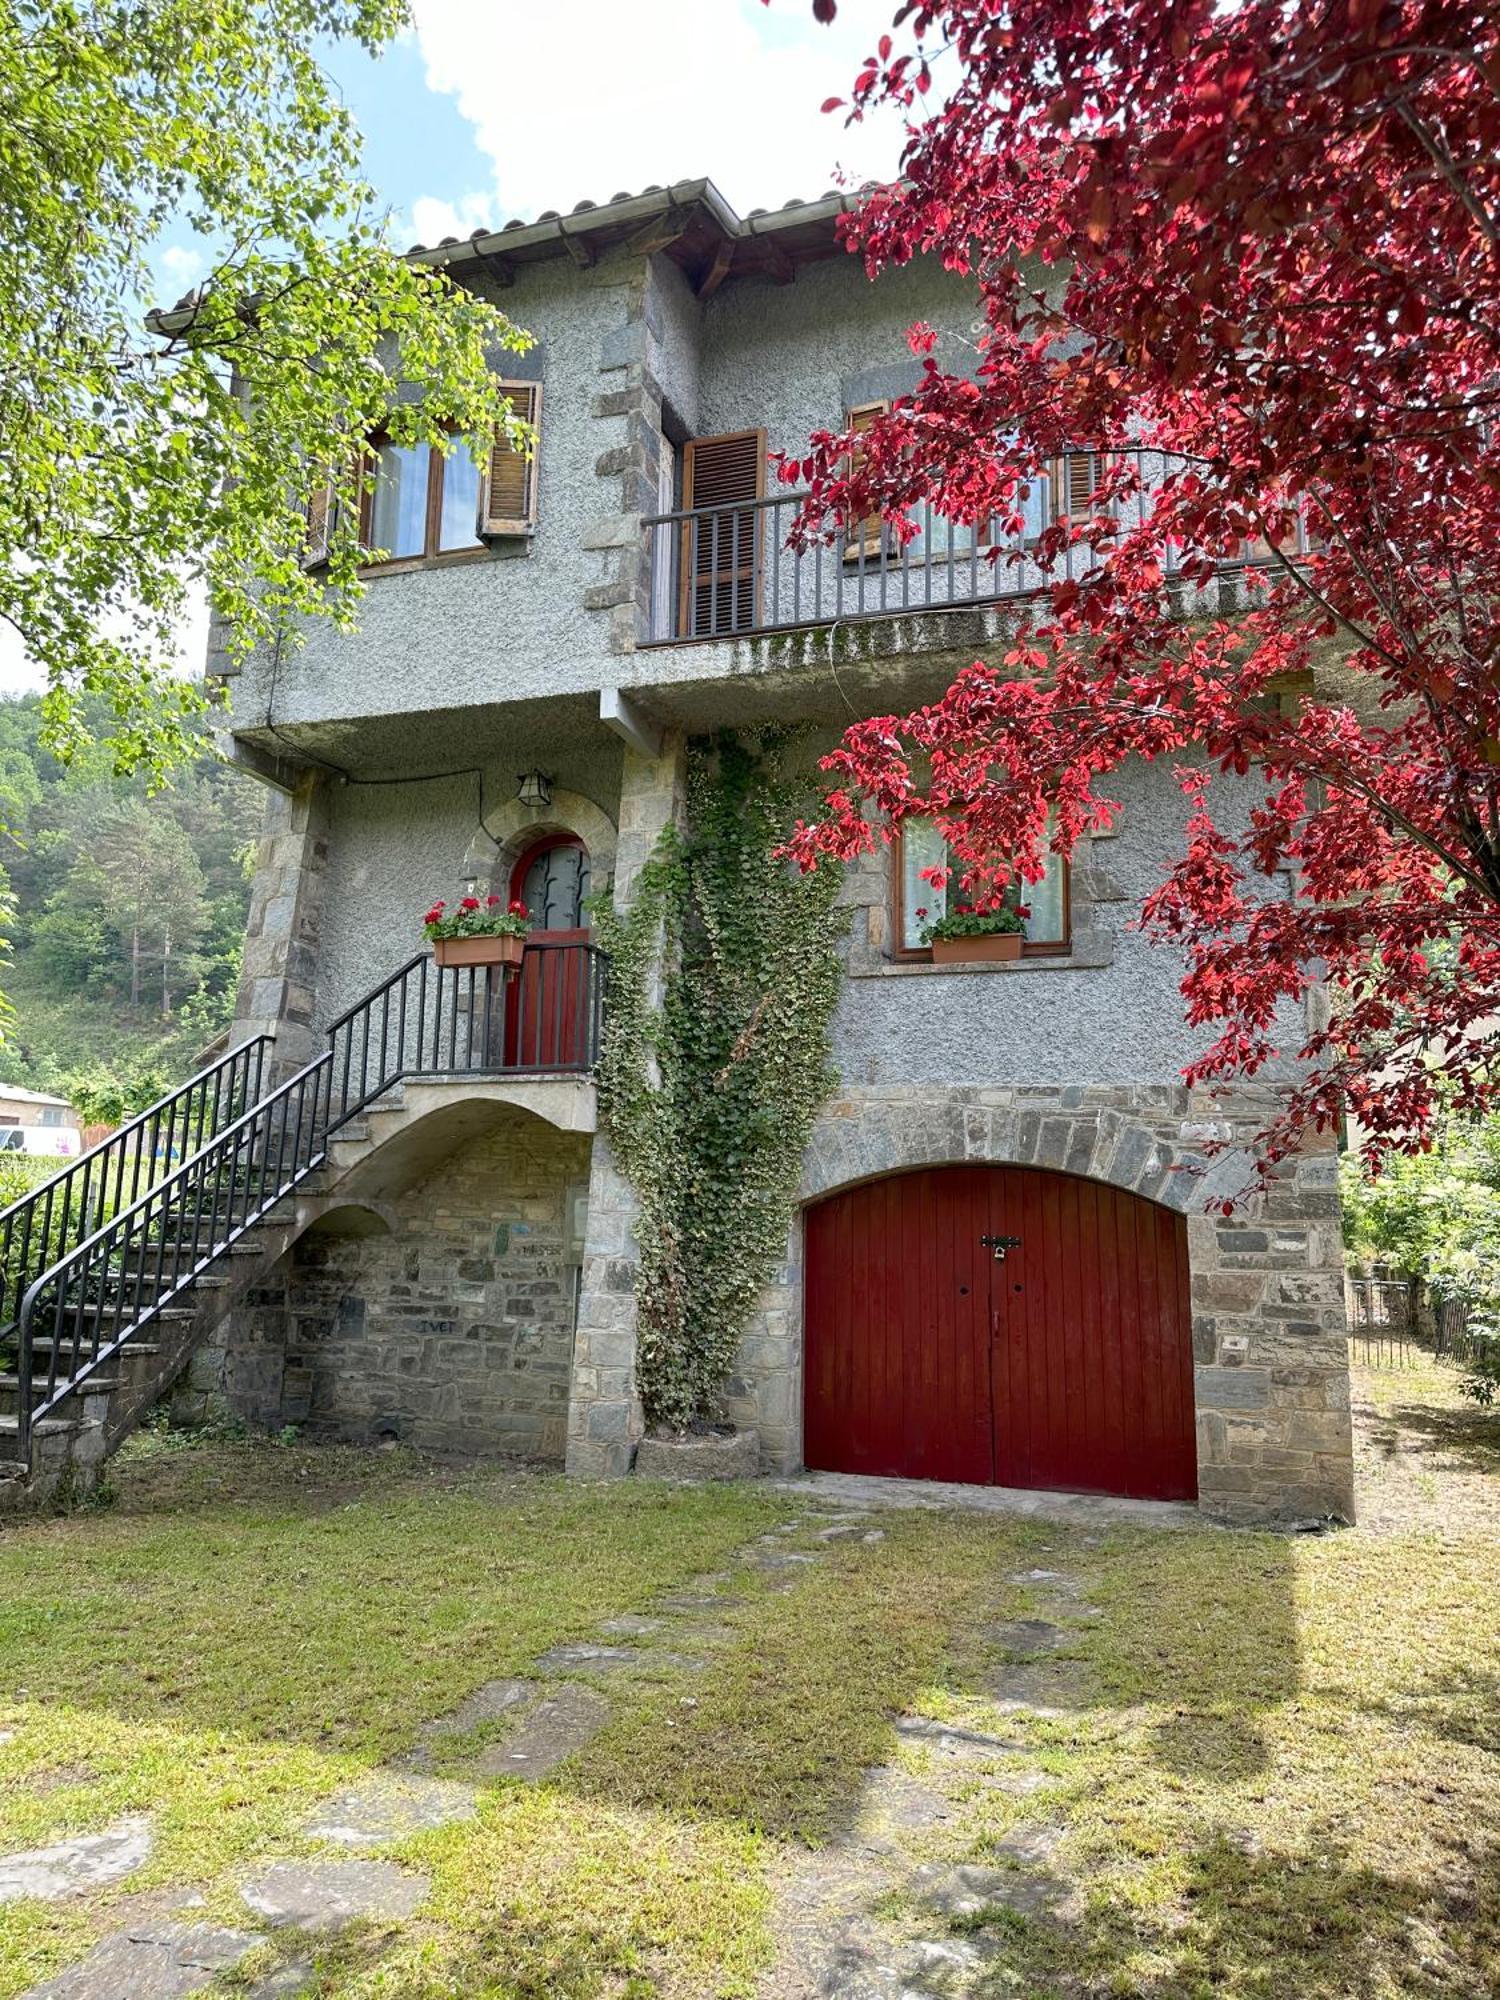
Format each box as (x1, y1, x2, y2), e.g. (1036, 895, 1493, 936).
(803, 1164, 1196, 1500)
(506, 833, 591, 1070)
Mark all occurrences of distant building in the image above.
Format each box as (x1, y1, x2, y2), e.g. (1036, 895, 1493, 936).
(0, 1084, 82, 1157)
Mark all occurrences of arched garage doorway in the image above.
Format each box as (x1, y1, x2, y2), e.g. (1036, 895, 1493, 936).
(803, 1164, 1196, 1501)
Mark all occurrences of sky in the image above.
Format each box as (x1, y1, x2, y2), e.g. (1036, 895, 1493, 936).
(0, 1, 899, 702)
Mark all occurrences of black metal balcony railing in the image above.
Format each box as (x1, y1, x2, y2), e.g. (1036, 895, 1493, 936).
(3, 939, 606, 1458)
(641, 448, 1315, 645)
(323, 940, 607, 1117)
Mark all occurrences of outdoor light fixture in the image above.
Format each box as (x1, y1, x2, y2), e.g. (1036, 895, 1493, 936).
(517, 768, 553, 811)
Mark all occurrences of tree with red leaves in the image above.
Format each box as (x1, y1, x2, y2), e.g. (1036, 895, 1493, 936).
(780, 0, 1500, 1178)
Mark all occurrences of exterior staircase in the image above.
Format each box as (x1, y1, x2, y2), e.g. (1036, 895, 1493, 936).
(0, 941, 604, 1506)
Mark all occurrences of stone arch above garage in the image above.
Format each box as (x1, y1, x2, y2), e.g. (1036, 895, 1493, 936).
(798, 1086, 1248, 1215)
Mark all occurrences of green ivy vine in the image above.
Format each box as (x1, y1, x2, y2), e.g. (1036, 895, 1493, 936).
(589, 733, 847, 1432)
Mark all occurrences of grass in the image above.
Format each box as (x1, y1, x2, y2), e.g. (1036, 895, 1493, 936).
(0, 1443, 791, 1995)
(1352, 1347, 1500, 1535)
(0, 1363, 1497, 1996)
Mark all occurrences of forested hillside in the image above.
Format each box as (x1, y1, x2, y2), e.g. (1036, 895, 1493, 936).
(0, 694, 264, 1115)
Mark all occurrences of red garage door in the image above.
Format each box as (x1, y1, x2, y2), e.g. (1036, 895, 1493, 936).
(803, 1165, 1196, 1501)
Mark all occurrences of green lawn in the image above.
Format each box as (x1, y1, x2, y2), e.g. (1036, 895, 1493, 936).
(0, 1371, 1497, 1998)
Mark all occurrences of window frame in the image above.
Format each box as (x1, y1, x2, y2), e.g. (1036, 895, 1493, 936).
(890, 822, 1072, 963)
(357, 427, 493, 575)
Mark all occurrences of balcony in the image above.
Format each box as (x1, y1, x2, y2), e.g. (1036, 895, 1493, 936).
(640, 449, 1313, 647)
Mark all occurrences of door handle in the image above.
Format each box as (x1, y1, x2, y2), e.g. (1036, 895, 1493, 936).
(980, 1234, 1022, 1262)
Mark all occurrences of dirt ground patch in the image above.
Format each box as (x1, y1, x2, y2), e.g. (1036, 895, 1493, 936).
(1352, 1349, 1500, 1534)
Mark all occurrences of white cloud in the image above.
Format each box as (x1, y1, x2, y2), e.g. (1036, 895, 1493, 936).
(410, 190, 499, 248)
(159, 243, 207, 286)
(408, 0, 901, 231)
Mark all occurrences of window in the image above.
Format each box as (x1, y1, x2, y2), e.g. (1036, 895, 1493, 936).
(38, 1106, 65, 1128)
(479, 381, 541, 537)
(893, 819, 1069, 957)
(1051, 450, 1107, 525)
(844, 401, 889, 561)
(304, 382, 541, 573)
(844, 404, 1051, 561)
(844, 399, 977, 562)
(679, 429, 765, 635)
(361, 431, 485, 565)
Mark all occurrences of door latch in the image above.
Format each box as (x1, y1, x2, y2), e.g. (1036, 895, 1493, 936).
(980, 1234, 1023, 1262)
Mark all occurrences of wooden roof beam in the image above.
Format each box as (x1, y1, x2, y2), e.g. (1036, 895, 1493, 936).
(695, 238, 735, 299)
(559, 226, 597, 270)
(475, 250, 517, 288)
(762, 238, 796, 286)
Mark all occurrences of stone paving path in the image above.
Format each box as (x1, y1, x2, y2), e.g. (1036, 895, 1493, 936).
(4, 1507, 858, 1998)
(0, 1818, 153, 1905)
(760, 1549, 1100, 1999)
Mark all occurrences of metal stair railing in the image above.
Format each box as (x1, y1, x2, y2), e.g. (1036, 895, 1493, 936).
(0, 1036, 274, 1340)
(15, 1053, 337, 1444)
(6, 938, 608, 1458)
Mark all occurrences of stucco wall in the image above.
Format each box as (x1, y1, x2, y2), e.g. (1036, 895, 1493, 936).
(308, 736, 623, 1027)
(648, 253, 704, 436)
(829, 755, 1289, 1091)
(697, 252, 981, 464)
(226, 253, 642, 733)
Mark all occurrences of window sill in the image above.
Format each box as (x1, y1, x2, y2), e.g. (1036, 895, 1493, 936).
(846, 932, 1114, 977)
(357, 539, 530, 579)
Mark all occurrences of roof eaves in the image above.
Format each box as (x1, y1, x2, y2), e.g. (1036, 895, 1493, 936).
(411, 178, 730, 272)
(408, 179, 868, 269)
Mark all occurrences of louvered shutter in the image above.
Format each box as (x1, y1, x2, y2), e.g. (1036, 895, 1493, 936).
(303, 478, 333, 569)
(479, 381, 541, 536)
(844, 401, 890, 561)
(680, 429, 765, 636)
(1051, 450, 1104, 523)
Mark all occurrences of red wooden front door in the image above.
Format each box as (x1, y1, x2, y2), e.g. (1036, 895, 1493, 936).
(803, 1165, 1197, 1501)
(505, 834, 590, 1070)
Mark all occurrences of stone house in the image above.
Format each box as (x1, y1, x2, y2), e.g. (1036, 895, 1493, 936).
(31, 179, 1352, 1523)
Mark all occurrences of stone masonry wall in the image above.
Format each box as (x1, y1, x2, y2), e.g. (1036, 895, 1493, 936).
(198, 1110, 591, 1459)
(564, 732, 688, 1478)
(727, 1083, 1353, 1526)
(233, 771, 331, 1075)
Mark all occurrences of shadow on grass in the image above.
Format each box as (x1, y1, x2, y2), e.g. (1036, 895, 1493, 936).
(0, 1442, 793, 1766)
(1358, 1657, 1500, 1759)
(0, 1445, 1305, 1885)
(566, 1518, 1303, 1845)
(971, 1829, 1500, 2000)
(1071, 1526, 1300, 1785)
(1374, 1396, 1500, 1479)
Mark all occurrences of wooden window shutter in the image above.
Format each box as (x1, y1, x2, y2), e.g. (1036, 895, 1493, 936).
(302, 477, 333, 569)
(1051, 450, 1104, 523)
(480, 381, 541, 536)
(680, 429, 765, 637)
(845, 401, 890, 560)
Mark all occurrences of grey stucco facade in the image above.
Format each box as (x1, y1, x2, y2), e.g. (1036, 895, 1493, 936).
(213, 181, 1352, 1524)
